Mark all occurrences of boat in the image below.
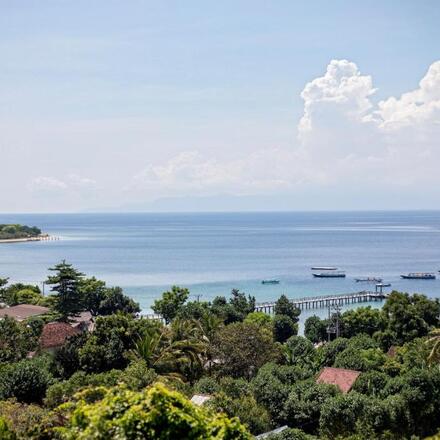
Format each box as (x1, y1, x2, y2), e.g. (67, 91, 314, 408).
(376, 283, 391, 287)
(400, 273, 436, 280)
(355, 277, 383, 283)
(313, 271, 346, 278)
(311, 266, 338, 271)
(261, 279, 280, 285)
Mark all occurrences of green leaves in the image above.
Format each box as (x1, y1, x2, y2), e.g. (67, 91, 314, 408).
(58, 384, 251, 440)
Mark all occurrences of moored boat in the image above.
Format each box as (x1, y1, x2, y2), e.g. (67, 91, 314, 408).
(261, 279, 280, 284)
(400, 272, 436, 280)
(313, 271, 346, 278)
(311, 266, 338, 271)
(355, 277, 383, 283)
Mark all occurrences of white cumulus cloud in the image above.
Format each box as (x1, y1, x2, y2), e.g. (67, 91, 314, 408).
(128, 59, 440, 201)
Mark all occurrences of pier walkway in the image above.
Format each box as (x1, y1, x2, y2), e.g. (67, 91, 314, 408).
(255, 291, 387, 313)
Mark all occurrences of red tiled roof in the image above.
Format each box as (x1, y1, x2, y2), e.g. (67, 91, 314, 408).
(316, 367, 361, 393)
(387, 345, 398, 358)
(39, 322, 80, 349)
(0, 304, 49, 321)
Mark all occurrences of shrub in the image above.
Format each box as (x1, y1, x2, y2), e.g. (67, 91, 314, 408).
(57, 383, 251, 439)
(0, 359, 53, 404)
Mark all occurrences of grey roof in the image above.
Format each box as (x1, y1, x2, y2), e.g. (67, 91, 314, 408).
(0, 304, 49, 321)
(255, 426, 289, 439)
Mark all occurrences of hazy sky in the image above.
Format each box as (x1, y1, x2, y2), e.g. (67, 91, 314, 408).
(1, 1, 440, 212)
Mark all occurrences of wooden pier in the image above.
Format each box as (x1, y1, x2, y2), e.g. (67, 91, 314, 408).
(255, 291, 387, 313)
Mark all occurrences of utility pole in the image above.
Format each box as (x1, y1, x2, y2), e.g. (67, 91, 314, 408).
(326, 304, 341, 341)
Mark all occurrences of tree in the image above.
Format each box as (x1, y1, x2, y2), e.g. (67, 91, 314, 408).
(319, 392, 386, 439)
(341, 306, 386, 338)
(207, 393, 271, 435)
(98, 286, 140, 316)
(0, 418, 15, 440)
(273, 314, 297, 343)
(244, 311, 272, 328)
(0, 316, 35, 363)
(251, 363, 313, 425)
(79, 276, 107, 317)
(304, 315, 328, 343)
(213, 322, 279, 379)
(129, 320, 206, 382)
(427, 328, 440, 365)
(315, 337, 349, 368)
(0, 277, 9, 302)
(0, 358, 53, 404)
(46, 260, 85, 321)
(229, 289, 255, 317)
(77, 314, 157, 373)
(283, 336, 316, 368)
(283, 381, 339, 434)
(152, 286, 190, 324)
(81, 277, 140, 317)
(382, 291, 433, 344)
(274, 294, 301, 322)
(58, 383, 251, 439)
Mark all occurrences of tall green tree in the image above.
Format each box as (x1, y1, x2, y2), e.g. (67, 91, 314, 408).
(0, 277, 8, 302)
(213, 322, 278, 379)
(46, 260, 84, 321)
(274, 294, 300, 322)
(304, 315, 328, 343)
(81, 277, 140, 317)
(152, 286, 189, 324)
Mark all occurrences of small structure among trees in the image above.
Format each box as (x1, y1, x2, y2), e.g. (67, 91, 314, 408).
(316, 366, 360, 393)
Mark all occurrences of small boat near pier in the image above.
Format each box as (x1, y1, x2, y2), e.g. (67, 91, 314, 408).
(355, 277, 383, 283)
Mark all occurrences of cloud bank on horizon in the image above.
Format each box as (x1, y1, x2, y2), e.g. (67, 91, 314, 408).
(126, 59, 440, 202)
(7, 58, 440, 212)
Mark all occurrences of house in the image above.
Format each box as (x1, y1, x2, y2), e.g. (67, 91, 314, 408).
(0, 304, 50, 321)
(71, 311, 95, 332)
(316, 367, 361, 393)
(39, 322, 80, 352)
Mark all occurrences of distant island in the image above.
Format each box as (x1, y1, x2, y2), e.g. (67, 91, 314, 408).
(0, 224, 51, 243)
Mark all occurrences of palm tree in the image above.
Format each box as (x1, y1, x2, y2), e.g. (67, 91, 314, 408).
(129, 320, 207, 382)
(427, 328, 440, 365)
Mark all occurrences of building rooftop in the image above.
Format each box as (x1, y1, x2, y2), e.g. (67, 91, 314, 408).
(316, 367, 361, 393)
(0, 304, 50, 321)
(39, 322, 80, 350)
(190, 394, 212, 406)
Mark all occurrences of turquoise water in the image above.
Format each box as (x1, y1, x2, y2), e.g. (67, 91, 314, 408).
(1, 212, 439, 322)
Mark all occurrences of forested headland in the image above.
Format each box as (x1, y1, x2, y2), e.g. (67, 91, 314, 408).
(1, 262, 440, 439)
(0, 224, 42, 240)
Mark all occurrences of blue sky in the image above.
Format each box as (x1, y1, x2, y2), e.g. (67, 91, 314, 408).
(1, 1, 440, 212)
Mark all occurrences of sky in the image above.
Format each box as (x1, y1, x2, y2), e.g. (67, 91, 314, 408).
(1, 1, 440, 212)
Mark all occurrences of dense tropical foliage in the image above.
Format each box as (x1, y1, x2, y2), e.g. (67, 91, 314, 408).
(0, 224, 41, 240)
(1, 261, 440, 438)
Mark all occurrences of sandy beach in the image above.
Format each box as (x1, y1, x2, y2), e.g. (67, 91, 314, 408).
(0, 235, 58, 244)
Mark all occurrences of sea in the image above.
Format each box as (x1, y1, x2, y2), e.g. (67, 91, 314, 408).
(1, 211, 440, 327)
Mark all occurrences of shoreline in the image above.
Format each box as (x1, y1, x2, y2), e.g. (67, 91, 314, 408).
(0, 234, 59, 244)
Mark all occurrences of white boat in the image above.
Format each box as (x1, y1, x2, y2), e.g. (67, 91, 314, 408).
(311, 266, 338, 271)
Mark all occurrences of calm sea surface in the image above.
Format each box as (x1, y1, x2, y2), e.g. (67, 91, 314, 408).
(1, 212, 440, 324)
